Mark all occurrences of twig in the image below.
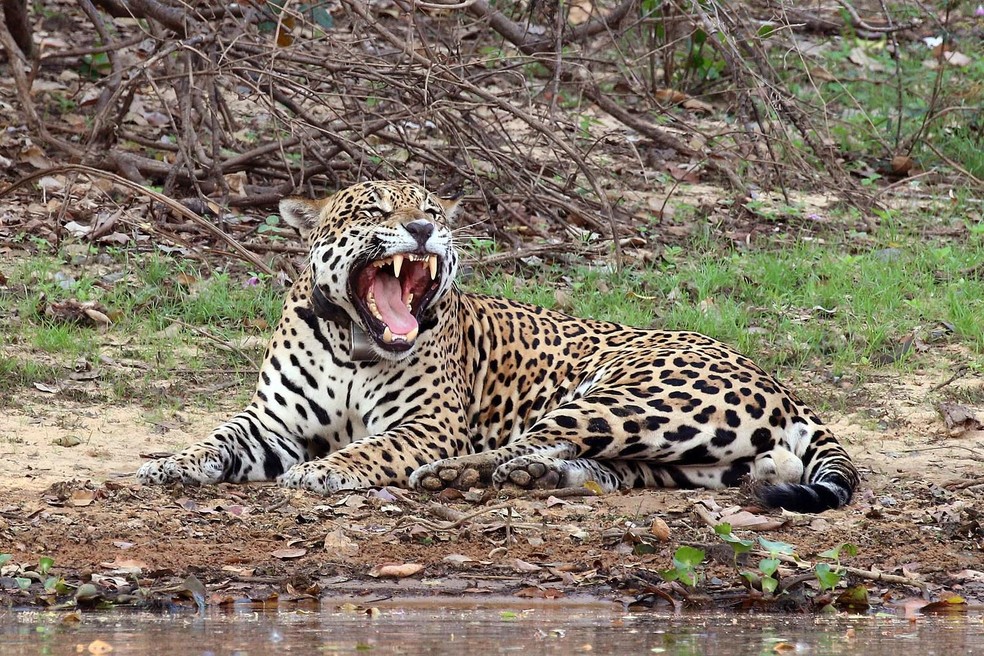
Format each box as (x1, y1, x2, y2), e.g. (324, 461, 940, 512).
(343, 0, 626, 267)
(402, 500, 517, 531)
(944, 476, 984, 491)
(920, 140, 984, 188)
(0, 165, 274, 276)
(772, 552, 928, 592)
(899, 445, 984, 461)
(166, 318, 261, 371)
(464, 243, 591, 267)
(525, 487, 600, 499)
(40, 33, 146, 60)
(929, 367, 968, 393)
(904, 3, 952, 160)
(833, 0, 921, 34)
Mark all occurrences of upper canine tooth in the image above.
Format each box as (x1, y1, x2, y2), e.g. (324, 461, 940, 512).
(392, 254, 404, 278)
(428, 255, 438, 280)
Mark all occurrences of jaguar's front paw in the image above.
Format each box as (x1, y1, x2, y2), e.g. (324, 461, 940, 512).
(491, 456, 565, 490)
(409, 455, 495, 492)
(135, 448, 224, 485)
(278, 461, 362, 494)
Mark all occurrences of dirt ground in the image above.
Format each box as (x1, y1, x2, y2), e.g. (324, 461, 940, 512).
(2, 364, 982, 611)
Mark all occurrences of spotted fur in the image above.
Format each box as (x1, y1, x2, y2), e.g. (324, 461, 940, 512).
(136, 181, 859, 512)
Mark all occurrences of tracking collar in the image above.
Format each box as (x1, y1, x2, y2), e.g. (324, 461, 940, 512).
(310, 284, 378, 361)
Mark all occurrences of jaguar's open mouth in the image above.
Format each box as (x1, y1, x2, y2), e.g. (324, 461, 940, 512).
(349, 252, 441, 352)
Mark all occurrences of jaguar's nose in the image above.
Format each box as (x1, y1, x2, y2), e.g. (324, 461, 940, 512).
(404, 220, 435, 248)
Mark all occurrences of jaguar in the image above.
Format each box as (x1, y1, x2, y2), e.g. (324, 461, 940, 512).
(136, 181, 859, 512)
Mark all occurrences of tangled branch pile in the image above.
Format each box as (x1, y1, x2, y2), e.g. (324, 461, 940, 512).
(6, 0, 948, 247)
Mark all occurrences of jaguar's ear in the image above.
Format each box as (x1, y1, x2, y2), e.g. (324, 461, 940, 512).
(436, 194, 462, 220)
(279, 196, 327, 243)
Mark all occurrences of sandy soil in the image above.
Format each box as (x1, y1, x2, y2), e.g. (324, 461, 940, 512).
(2, 365, 982, 612)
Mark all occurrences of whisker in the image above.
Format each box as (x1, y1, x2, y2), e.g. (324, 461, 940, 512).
(452, 217, 491, 234)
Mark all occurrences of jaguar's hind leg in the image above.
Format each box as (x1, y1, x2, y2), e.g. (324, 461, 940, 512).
(494, 457, 755, 492)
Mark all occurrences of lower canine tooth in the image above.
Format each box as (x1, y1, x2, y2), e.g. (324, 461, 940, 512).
(382, 326, 394, 343)
(405, 326, 419, 342)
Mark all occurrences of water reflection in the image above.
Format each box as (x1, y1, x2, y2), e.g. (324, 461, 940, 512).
(2, 598, 982, 655)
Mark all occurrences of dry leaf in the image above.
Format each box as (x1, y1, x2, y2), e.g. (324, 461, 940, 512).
(99, 558, 146, 575)
(848, 46, 885, 72)
(718, 508, 786, 531)
(654, 88, 689, 104)
(942, 51, 971, 67)
(221, 565, 256, 577)
(369, 562, 424, 578)
(681, 97, 714, 113)
(69, 490, 96, 507)
(512, 558, 542, 573)
(86, 640, 114, 654)
(324, 528, 359, 556)
(649, 517, 671, 542)
(937, 403, 983, 436)
(583, 481, 604, 495)
(442, 554, 475, 565)
(271, 548, 307, 560)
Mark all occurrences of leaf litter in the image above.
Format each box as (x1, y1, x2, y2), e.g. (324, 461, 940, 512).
(1, 403, 982, 611)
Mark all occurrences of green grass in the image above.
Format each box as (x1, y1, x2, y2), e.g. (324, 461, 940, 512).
(789, 33, 984, 179)
(0, 250, 283, 404)
(2, 201, 981, 407)
(465, 209, 984, 377)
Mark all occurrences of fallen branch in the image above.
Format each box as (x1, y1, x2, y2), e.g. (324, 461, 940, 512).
(0, 165, 275, 276)
(773, 552, 929, 593)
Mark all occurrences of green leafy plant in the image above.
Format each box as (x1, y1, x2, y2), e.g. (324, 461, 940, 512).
(257, 214, 286, 241)
(715, 525, 797, 595)
(750, 537, 796, 594)
(660, 545, 706, 587)
(714, 524, 861, 596)
(1, 555, 32, 591)
(467, 237, 498, 258)
(714, 523, 754, 555)
(814, 543, 858, 591)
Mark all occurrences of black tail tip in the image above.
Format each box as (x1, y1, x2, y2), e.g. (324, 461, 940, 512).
(755, 480, 853, 513)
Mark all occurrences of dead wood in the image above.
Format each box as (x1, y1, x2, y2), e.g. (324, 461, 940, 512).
(3, 0, 905, 255)
(1, 0, 31, 56)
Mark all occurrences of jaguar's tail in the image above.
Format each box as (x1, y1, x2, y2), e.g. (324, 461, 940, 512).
(757, 474, 855, 512)
(757, 429, 860, 513)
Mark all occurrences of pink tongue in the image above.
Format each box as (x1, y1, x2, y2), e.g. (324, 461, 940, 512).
(372, 274, 418, 335)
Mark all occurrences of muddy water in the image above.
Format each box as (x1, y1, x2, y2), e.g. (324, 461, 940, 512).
(2, 599, 982, 655)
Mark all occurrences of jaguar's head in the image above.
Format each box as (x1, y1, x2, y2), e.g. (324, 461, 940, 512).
(279, 181, 460, 361)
